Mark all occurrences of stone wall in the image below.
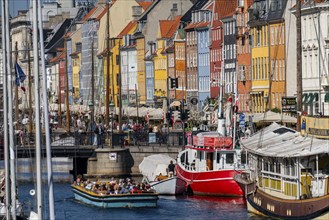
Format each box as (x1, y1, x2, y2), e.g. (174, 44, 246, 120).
(86, 146, 181, 177)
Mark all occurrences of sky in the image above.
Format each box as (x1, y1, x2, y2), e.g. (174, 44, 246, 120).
(0, 0, 29, 17)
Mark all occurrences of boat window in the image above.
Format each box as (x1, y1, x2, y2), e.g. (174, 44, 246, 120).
(291, 159, 296, 176)
(264, 161, 269, 171)
(275, 161, 281, 174)
(272, 127, 295, 135)
(180, 153, 185, 163)
(241, 151, 247, 164)
(216, 153, 221, 163)
(226, 153, 234, 164)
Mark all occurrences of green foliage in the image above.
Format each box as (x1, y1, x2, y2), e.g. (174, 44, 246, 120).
(271, 107, 281, 113)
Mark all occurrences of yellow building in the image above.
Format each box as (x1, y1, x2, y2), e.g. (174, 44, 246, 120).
(269, 23, 286, 110)
(154, 38, 167, 98)
(69, 26, 83, 100)
(136, 37, 146, 104)
(250, 25, 269, 113)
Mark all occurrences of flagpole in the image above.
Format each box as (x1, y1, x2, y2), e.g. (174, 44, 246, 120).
(1, 0, 10, 217)
(15, 42, 19, 125)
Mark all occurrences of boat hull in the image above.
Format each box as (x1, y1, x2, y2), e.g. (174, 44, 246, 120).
(246, 189, 329, 220)
(176, 165, 243, 197)
(71, 185, 158, 208)
(150, 176, 187, 195)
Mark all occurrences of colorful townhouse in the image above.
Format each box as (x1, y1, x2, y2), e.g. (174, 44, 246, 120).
(196, 7, 213, 111)
(185, 12, 200, 112)
(174, 36, 186, 101)
(166, 44, 175, 103)
(268, 0, 287, 111)
(119, 21, 138, 107)
(154, 15, 182, 107)
(221, 4, 238, 102)
(133, 0, 193, 106)
(249, 0, 269, 113)
(235, 0, 253, 113)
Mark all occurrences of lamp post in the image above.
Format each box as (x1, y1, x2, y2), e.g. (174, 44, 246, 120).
(109, 102, 115, 148)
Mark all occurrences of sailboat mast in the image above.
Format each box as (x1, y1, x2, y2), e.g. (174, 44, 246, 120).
(5, 0, 17, 217)
(32, 0, 43, 218)
(105, 2, 110, 127)
(91, 36, 95, 130)
(37, 0, 55, 217)
(65, 37, 70, 132)
(27, 40, 33, 133)
(296, 0, 302, 131)
(1, 0, 11, 218)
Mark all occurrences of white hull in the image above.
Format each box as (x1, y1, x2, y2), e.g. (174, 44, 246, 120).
(150, 177, 186, 195)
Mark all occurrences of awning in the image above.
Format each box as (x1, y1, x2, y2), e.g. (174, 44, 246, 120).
(170, 100, 181, 107)
(246, 111, 297, 124)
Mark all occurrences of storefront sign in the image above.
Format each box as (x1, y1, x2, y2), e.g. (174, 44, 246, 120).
(282, 97, 297, 112)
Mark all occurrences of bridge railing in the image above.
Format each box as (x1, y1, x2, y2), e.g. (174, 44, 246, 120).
(11, 130, 186, 147)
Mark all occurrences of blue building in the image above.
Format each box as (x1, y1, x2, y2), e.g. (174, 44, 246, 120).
(196, 10, 212, 110)
(145, 60, 154, 105)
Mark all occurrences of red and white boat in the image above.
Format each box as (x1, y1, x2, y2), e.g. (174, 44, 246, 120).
(176, 132, 245, 197)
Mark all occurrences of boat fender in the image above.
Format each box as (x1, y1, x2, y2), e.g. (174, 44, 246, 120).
(30, 189, 36, 196)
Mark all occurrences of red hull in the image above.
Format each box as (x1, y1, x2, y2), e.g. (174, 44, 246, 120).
(176, 165, 243, 197)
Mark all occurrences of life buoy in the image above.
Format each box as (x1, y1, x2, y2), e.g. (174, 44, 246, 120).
(30, 189, 36, 196)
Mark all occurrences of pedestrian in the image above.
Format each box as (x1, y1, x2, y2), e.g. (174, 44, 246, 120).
(167, 160, 175, 177)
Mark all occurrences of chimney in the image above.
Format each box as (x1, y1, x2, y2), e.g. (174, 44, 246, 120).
(170, 3, 178, 19)
(132, 6, 142, 21)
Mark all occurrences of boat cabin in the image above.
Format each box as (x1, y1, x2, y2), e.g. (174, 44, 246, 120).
(179, 132, 247, 172)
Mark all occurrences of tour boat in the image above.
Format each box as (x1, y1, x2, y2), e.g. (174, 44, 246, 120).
(71, 185, 159, 208)
(176, 132, 246, 197)
(235, 121, 329, 219)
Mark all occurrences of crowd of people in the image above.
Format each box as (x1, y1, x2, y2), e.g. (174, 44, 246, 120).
(73, 176, 155, 195)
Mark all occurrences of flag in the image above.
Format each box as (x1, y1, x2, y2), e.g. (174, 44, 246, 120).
(15, 62, 26, 86)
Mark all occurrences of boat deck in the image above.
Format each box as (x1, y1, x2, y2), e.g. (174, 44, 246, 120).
(263, 188, 297, 200)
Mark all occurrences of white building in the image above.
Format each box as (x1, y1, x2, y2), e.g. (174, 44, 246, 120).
(300, 1, 329, 115)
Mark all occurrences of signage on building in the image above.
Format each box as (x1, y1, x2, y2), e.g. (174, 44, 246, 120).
(282, 97, 297, 112)
(109, 153, 117, 161)
(191, 98, 198, 105)
(225, 63, 235, 69)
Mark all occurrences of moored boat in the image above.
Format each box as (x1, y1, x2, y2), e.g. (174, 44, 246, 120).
(236, 122, 329, 219)
(139, 154, 187, 195)
(71, 185, 159, 208)
(176, 132, 246, 197)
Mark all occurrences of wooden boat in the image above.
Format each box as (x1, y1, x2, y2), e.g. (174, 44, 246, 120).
(139, 154, 187, 195)
(71, 185, 159, 208)
(149, 176, 186, 195)
(236, 122, 329, 219)
(176, 132, 245, 197)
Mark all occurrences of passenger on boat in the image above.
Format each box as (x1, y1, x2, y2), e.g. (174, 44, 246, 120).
(168, 160, 176, 177)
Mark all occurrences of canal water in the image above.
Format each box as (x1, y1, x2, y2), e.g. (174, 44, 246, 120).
(18, 182, 265, 220)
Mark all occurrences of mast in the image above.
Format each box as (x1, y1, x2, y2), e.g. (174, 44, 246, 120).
(37, 0, 55, 217)
(105, 2, 110, 127)
(32, 0, 43, 218)
(296, 0, 302, 131)
(91, 36, 95, 131)
(58, 64, 62, 127)
(118, 41, 122, 132)
(27, 38, 33, 133)
(14, 42, 19, 124)
(1, 0, 11, 218)
(65, 37, 70, 132)
(5, 0, 17, 217)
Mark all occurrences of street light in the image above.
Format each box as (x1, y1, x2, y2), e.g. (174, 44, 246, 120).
(109, 102, 115, 148)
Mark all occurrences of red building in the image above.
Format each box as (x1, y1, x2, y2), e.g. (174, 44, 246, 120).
(235, 0, 253, 113)
(210, 0, 237, 100)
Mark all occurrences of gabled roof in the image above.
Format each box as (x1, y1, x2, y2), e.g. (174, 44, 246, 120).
(82, 4, 107, 22)
(181, 0, 209, 23)
(159, 16, 181, 38)
(217, 0, 238, 20)
(49, 51, 65, 63)
(45, 19, 73, 53)
(96, 5, 110, 21)
(139, 0, 159, 21)
(118, 21, 137, 38)
(138, 1, 153, 10)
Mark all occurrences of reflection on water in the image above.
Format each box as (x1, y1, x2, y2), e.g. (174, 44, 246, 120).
(17, 182, 266, 220)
